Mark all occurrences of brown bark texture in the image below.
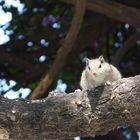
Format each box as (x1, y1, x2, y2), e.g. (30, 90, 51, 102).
(0, 75, 140, 140)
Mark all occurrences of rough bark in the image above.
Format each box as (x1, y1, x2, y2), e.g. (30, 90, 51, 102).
(0, 75, 140, 140)
(29, 0, 87, 100)
(59, 0, 140, 28)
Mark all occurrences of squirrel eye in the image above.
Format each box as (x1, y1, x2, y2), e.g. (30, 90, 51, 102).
(99, 64, 102, 68)
(88, 66, 91, 70)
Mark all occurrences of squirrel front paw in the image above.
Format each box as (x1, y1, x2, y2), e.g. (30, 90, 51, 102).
(105, 81, 111, 86)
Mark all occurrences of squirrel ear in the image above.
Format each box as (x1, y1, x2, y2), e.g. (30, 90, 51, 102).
(99, 56, 104, 63)
(85, 58, 90, 65)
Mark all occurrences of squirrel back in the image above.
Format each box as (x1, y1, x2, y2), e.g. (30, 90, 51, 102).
(80, 56, 122, 90)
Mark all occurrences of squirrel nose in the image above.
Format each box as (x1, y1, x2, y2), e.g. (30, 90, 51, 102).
(93, 73, 96, 75)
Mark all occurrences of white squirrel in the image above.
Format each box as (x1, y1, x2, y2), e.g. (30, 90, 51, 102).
(80, 56, 122, 90)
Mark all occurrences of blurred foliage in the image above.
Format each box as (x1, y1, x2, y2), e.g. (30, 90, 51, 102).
(0, 0, 139, 93)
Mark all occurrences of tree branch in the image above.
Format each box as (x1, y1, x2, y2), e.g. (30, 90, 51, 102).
(112, 32, 140, 66)
(0, 75, 140, 139)
(29, 0, 87, 100)
(59, 0, 140, 28)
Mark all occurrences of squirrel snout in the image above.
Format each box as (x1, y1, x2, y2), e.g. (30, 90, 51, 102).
(93, 72, 97, 76)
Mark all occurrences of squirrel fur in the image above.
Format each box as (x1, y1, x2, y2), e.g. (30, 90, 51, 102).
(80, 56, 122, 90)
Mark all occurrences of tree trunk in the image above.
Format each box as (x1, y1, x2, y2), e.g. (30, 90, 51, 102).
(0, 75, 140, 140)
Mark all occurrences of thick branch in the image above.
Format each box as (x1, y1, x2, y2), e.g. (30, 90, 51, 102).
(0, 75, 140, 139)
(60, 0, 140, 28)
(29, 0, 87, 100)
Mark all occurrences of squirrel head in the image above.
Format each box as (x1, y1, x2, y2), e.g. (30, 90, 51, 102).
(85, 56, 109, 76)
